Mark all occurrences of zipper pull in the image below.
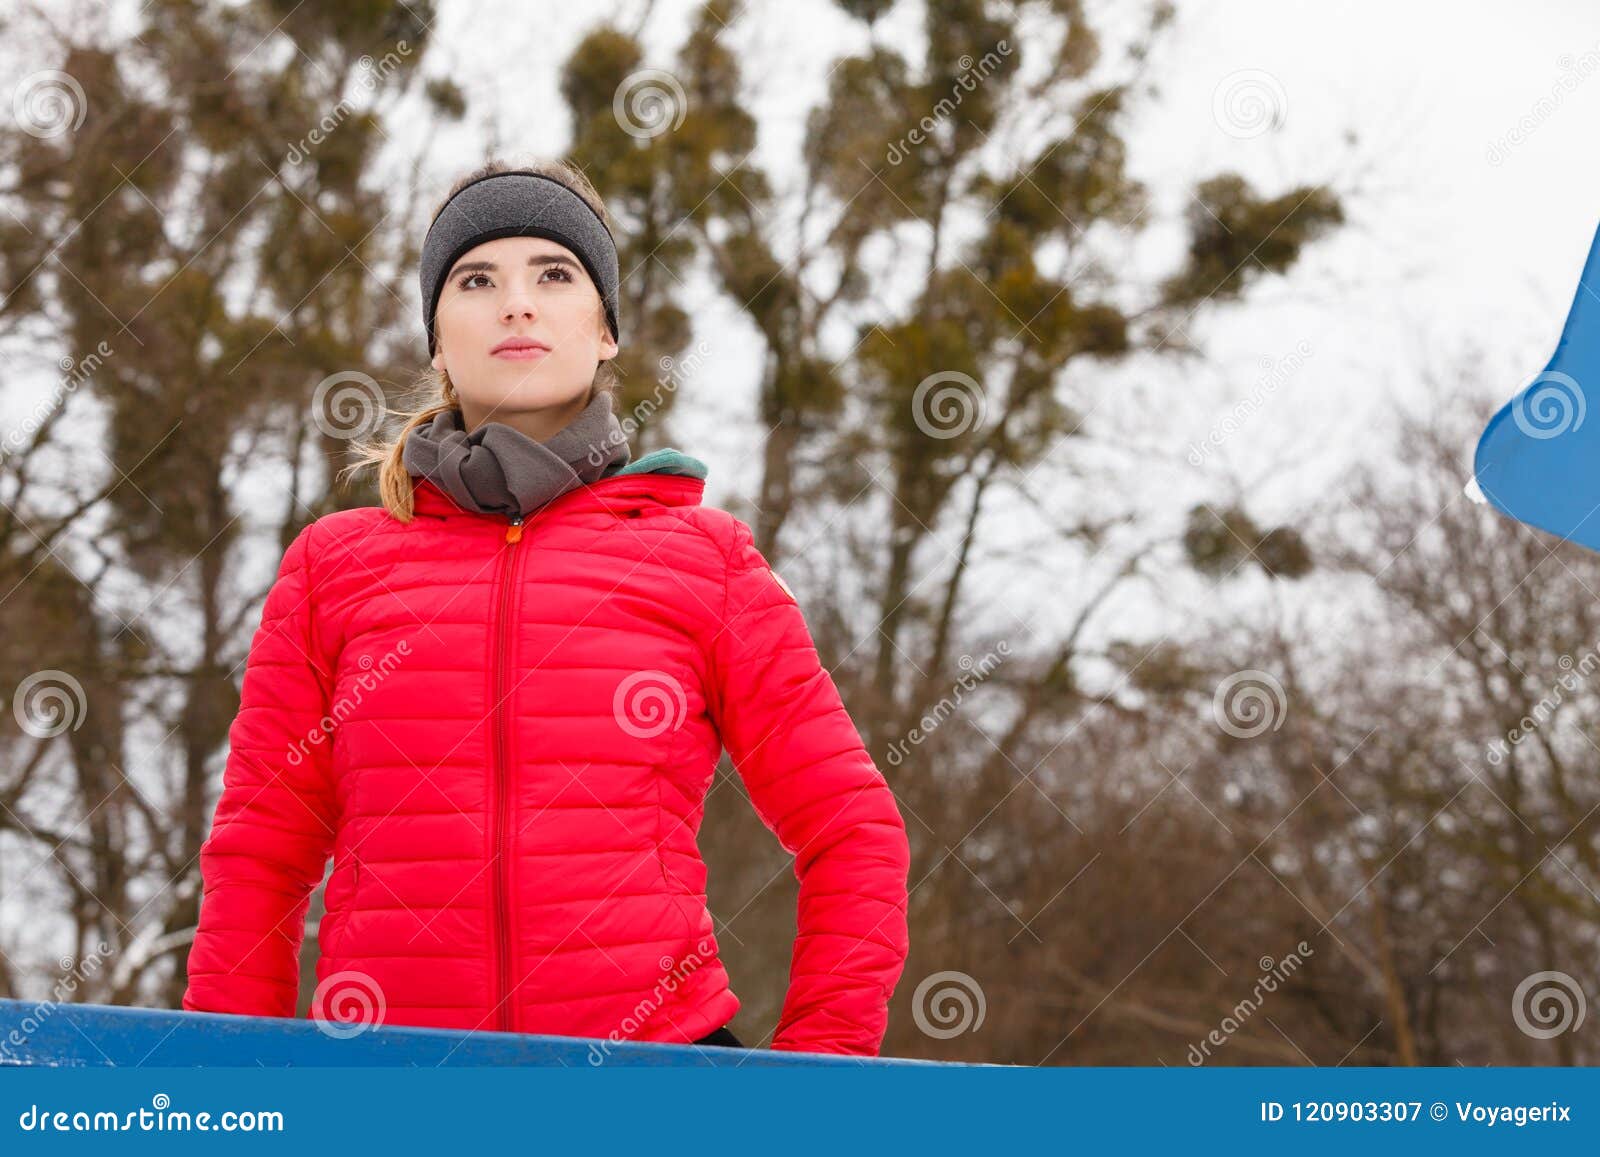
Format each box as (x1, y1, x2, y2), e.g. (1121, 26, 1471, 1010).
(506, 514, 523, 544)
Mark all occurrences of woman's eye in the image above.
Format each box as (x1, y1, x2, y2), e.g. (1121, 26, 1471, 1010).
(457, 268, 571, 290)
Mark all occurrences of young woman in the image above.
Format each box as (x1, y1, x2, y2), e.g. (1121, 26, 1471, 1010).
(180, 158, 912, 1057)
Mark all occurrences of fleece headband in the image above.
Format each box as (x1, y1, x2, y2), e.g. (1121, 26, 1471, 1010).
(420, 170, 620, 356)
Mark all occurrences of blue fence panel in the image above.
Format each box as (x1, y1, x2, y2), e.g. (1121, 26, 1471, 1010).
(0, 998, 957, 1067)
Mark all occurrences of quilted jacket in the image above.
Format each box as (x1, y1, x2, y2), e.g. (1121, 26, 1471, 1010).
(180, 451, 912, 1055)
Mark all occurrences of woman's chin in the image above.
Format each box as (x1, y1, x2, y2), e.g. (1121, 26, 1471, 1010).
(476, 372, 587, 409)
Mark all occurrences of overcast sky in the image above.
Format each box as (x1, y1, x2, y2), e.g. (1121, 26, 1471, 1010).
(12, 0, 1600, 504)
(405, 1, 1600, 516)
(11, 0, 1600, 642)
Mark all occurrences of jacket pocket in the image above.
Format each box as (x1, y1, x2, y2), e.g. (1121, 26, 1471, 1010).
(655, 778, 678, 890)
(344, 850, 364, 940)
(655, 779, 700, 943)
(321, 851, 360, 961)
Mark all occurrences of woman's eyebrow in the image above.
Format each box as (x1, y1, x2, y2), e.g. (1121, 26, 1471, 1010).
(448, 255, 582, 278)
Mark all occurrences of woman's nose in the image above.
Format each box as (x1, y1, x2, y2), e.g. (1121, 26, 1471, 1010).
(501, 290, 538, 323)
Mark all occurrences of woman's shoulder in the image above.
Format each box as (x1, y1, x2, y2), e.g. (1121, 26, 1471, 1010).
(671, 504, 755, 561)
(288, 505, 396, 571)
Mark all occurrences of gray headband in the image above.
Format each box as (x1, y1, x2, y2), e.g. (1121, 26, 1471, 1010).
(419, 170, 620, 356)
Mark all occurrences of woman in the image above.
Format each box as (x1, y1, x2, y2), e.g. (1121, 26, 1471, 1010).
(180, 158, 912, 1057)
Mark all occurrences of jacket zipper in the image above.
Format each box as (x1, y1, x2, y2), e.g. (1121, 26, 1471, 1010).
(491, 512, 525, 1032)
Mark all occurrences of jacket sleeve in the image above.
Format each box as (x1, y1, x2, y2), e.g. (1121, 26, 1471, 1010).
(182, 523, 338, 1018)
(706, 518, 911, 1055)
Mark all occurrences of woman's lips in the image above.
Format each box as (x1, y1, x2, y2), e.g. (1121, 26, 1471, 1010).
(492, 346, 550, 360)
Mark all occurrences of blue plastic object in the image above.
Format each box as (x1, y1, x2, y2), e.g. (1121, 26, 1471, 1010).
(1473, 221, 1600, 550)
(0, 999, 953, 1067)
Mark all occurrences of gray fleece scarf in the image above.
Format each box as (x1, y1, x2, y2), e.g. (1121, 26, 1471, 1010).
(401, 391, 632, 519)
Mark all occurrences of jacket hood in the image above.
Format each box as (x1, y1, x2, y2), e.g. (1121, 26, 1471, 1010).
(606, 447, 709, 481)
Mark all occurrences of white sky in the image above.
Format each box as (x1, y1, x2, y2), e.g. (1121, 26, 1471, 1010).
(407, 1, 1600, 512)
(8, 0, 1600, 651)
(11, 0, 1600, 513)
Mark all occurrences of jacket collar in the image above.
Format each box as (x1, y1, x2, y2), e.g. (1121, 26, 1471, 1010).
(410, 469, 706, 522)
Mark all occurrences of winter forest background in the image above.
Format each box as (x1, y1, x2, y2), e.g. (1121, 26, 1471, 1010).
(2, 0, 1600, 1065)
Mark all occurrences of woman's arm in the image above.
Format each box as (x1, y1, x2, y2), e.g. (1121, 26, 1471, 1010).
(182, 523, 339, 1018)
(706, 519, 912, 1055)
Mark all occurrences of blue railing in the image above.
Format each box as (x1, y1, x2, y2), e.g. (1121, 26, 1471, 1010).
(0, 999, 954, 1067)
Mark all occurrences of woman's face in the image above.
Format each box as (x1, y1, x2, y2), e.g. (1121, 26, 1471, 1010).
(430, 235, 618, 429)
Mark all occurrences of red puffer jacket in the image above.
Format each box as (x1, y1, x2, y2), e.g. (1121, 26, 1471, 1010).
(181, 460, 911, 1055)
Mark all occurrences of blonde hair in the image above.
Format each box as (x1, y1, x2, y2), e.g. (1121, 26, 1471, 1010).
(338, 156, 621, 521)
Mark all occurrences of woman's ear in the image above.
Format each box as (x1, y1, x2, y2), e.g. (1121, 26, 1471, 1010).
(431, 348, 445, 372)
